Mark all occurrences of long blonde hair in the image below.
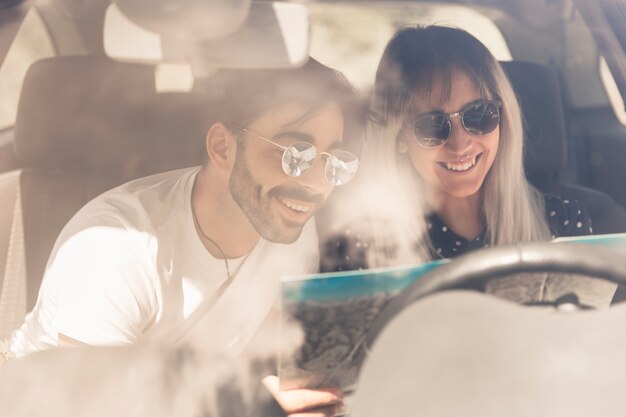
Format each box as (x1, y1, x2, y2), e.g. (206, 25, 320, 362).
(362, 25, 550, 263)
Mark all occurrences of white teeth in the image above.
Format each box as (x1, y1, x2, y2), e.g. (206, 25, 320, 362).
(445, 156, 477, 172)
(281, 199, 311, 213)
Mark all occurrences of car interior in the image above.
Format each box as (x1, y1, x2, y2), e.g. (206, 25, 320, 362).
(1, 0, 626, 414)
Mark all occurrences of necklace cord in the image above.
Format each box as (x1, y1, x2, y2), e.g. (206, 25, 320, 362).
(191, 205, 233, 280)
(169, 205, 251, 345)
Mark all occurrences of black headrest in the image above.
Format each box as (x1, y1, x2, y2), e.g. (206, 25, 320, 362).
(14, 56, 208, 177)
(500, 61, 567, 179)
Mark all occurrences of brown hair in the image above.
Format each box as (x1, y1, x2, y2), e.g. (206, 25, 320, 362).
(198, 58, 366, 153)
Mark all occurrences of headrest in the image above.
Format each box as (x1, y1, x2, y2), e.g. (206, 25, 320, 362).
(500, 61, 567, 179)
(104, 2, 309, 73)
(14, 56, 208, 177)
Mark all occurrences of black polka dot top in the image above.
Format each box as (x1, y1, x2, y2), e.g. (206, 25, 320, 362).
(427, 195, 593, 259)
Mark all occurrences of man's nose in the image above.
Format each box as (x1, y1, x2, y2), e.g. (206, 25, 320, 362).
(298, 155, 333, 195)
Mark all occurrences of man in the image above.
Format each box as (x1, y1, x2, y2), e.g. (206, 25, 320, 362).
(8, 59, 363, 414)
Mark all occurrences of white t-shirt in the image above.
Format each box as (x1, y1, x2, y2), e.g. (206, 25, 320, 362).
(10, 167, 319, 357)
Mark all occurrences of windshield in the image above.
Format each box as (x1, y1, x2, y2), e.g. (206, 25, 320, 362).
(1, 1, 626, 416)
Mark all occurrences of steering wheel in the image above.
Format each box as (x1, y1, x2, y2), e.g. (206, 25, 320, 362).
(366, 241, 626, 347)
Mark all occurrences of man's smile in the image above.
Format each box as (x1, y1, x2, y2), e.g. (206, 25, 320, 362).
(280, 198, 313, 213)
(273, 196, 317, 225)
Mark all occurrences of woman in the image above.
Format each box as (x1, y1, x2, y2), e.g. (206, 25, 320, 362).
(320, 25, 592, 271)
(377, 25, 592, 260)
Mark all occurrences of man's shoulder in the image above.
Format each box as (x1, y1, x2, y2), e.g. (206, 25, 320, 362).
(114, 166, 200, 195)
(72, 166, 200, 232)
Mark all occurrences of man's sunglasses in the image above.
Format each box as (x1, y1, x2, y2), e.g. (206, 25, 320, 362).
(232, 124, 359, 186)
(409, 99, 502, 148)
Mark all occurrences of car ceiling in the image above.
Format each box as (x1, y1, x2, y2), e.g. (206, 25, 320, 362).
(0, 0, 614, 109)
(0, 0, 583, 59)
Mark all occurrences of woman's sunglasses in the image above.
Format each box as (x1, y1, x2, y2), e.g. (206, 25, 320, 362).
(232, 124, 359, 186)
(409, 99, 502, 148)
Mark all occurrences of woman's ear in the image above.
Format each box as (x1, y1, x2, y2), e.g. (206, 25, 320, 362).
(396, 135, 409, 154)
(205, 123, 237, 170)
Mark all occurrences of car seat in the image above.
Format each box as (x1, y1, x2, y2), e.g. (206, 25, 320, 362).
(0, 55, 210, 339)
(501, 60, 626, 234)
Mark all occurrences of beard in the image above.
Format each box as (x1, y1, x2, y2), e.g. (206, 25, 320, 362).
(228, 151, 324, 244)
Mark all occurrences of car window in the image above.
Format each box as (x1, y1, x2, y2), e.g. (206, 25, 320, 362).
(308, 2, 511, 90)
(0, 8, 54, 131)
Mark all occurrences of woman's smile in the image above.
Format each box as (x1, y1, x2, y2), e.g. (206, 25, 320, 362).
(437, 153, 483, 173)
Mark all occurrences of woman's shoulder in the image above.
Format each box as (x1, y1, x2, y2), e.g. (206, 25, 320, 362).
(543, 194, 593, 238)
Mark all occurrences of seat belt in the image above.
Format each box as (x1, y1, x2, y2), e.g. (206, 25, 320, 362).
(0, 170, 26, 341)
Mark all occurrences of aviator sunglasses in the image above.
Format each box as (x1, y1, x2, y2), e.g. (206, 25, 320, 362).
(409, 99, 502, 148)
(232, 124, 360, 186)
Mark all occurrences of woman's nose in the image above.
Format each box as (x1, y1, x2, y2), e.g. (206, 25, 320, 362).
(444, 116, 472, 154)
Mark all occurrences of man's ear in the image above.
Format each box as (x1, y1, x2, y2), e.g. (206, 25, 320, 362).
(396, 135, 409, 154)
(205, 123, 237, 170)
